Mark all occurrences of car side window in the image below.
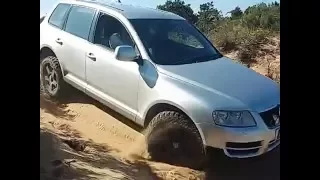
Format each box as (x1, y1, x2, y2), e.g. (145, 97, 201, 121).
(48, 3, 71, 29)
(93, 13, 135, 51)
(64, 6, 96, 40)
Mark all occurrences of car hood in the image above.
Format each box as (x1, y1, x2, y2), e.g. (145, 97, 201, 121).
(157, 57, 280, 112)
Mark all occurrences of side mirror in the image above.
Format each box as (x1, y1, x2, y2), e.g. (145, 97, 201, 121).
(114, 45, 138, 62)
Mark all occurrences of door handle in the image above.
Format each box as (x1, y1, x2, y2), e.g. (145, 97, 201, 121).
(86, 52, 96, 61)
(55, 38, 63, 45)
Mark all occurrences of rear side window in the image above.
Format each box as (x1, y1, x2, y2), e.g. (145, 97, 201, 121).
(48, 3, 71, 29)
(64, 6, 96, 40)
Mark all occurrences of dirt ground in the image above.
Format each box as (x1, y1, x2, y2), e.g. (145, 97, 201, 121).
(40, 87, 279, 180)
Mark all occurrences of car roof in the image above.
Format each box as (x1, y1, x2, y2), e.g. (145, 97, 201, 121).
(62, 0, 185, 20)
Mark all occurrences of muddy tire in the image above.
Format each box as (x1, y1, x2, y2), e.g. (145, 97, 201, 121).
(40, 56, 67, 98)
(145, 111, 206, 170)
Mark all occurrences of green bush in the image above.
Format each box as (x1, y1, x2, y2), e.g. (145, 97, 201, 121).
(242, 3, 280, 31)
(210, 20, 270, 64)
(237, 28, 270, 63)
(209, 20, 240, 52)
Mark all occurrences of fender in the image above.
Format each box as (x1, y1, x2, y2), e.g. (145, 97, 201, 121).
(142, 99, 207, 146)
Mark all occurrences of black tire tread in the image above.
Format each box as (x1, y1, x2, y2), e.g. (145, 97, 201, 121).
(40, 56, 67, 98)
(145, 111, 205, 169)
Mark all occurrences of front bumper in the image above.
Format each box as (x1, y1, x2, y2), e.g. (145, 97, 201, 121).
(196, 112, 280, 158)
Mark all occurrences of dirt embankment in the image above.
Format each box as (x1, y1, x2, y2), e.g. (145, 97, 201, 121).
(40, 87, 279, 180)
(40, 91, 204, 180)
(225, 36, 280, 82)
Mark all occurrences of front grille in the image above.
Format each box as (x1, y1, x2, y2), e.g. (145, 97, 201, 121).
(225, 141, 262, 157)
(226, 141, 262, 149)
(226, 148, 260, 156)
(259, 105, 280, 128)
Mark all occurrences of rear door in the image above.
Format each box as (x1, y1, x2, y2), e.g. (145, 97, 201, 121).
(41, 3, 71, 59)
(58, 5, 97, 91)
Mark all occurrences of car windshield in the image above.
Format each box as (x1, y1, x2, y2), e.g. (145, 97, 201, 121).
(130, 19, 222, 65)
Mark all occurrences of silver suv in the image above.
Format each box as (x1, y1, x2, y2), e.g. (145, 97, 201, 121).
(40, 0, 280, 169)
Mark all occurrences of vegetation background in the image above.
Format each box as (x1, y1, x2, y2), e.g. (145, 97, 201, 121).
(157, 0, 280, 83)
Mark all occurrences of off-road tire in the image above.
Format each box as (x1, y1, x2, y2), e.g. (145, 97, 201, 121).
(145, 111, 206, 170)
(40, 56, 67, 98)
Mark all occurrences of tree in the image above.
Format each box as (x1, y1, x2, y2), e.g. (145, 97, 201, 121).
(229, 6, 243, 19)
(271, 1, 280, 6)
(196, 1, 222, 34)
(157, 0, 197, 24)
(242, 2, 280, 30)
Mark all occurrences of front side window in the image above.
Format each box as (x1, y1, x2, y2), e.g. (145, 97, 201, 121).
(93, 13, 135, 51)
(130, 19, 222, 65)
(48, 3, 71, 29)
(64, 6, 96, 40)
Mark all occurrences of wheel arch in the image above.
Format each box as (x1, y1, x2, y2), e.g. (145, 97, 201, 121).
(143, 100, 207, 146)
(40, 45, 65, 76)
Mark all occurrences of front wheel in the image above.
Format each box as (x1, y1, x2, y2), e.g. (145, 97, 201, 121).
(40, 56, 66, 98)
(145, 111, 206, 169)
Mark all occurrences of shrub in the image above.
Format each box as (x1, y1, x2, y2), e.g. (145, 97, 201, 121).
(237, 28, 270, 64)
(208, 20, 240, 52)
(210, 20, 270, 65)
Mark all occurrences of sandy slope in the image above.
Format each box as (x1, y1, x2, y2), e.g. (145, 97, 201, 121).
(40, 91, 203, 180)
(40, 88, 279, 180)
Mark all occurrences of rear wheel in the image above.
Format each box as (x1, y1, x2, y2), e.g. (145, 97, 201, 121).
(145, 111, 206, 169)
(40, 56, 66, 98)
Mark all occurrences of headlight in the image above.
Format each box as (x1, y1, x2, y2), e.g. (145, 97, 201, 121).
(212, 110, 256, 127)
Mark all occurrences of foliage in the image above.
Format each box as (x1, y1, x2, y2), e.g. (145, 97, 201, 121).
(208, 20, 240, 51)
(156, 0, 280, 40)
(205, 1, 279, 60)
(236, 28, 270, 64)
(196, 2, 222, 34)
(229, 6, 243, 20)
(242, 2, 280, 31)
(157, 0, 198, 24)
(157, 0, 280, 80)
(210, 21, 270, 63)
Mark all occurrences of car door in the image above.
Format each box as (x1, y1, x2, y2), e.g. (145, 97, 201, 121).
(41, 3, 71, 65)
(58, 5, 96, 91)
(85, 12, 140, 120)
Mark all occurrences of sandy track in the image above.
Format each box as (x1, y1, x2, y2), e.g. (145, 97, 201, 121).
(40, 89, 279, 180)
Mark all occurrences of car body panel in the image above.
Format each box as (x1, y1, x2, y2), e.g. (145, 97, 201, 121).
(157, 57, 280, 113)
(85, 44, 140, 120)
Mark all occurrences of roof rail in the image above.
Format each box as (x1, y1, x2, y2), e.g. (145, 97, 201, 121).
(75, 0, 123, 11)
(75, 0, 120, 4)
